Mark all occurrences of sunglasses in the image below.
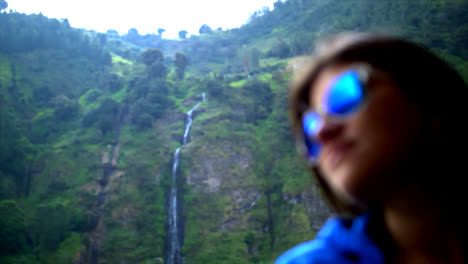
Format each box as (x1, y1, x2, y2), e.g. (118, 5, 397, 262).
(299, 64, 372, 165)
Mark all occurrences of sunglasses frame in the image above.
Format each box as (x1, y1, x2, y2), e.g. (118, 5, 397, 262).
(297, 63, 375, 166)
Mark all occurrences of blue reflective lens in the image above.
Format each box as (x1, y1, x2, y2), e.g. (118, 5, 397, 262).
(324, 70, 364, 115)
(301, 70, 366, 160)
(302, 112, 322, 159)
(303, 112, 322, 137)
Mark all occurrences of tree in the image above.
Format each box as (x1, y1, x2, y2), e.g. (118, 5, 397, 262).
(135, 113, 153, 129)
(157, 28, 165, 37)
(106, 29, 119, 37)
(241, 47, 261, 74)
(127, 28, 139, 36)
(0, 200, 27, 254)
(30, 203, 75, 251)
(205, 79, 227, 99)
(173, 52, 188, 79)
(0, 0, 7, 12)
(250, 48, 261, 70)
(199, 24, 213, 34)
(61, 18, 70, 29)
(126, 28, 139, 41)
(105, 74, 124, 92)
(178, 30, 188, 39)
(139, 48, 164, 66)
(51, 95, 80, 121)
(147, 61, 168, 79)
(82, 98, 119, 135)
(242, 79, 273, 122)
(97, 33, 107, 45)
(267, 40, 291, 58)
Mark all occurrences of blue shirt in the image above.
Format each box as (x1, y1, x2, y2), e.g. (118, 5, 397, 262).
(275, 214, 385, 264)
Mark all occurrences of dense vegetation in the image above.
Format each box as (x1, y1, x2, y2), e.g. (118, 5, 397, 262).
(1, 0, 467, 263)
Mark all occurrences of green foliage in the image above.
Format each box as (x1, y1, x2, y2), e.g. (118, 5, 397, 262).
(30, 109, 57, 144)
(51, 95, 80, 122)
(186, 231, 250, 264)
(111, 85, 128, 103)
(206, 78, 229, 99)
(135, 113, 153, 129)
(178, 30, 188, 39)
(139, 48, 164, 66)
(105, 74, 124, 93)
(103, 229, 140, 262)
(274, 204, 316, 254)
(239, 78, 273, 123)
(99, 129, 168, 262)
(157, 28, 166, 37)
(0, 103, 36, 197)
(47, 233, 85, 264)
(0, 254, 40, 264)
(147, 61, 169, 79)
(82, 97, 120, 135)
(137, 49, 170, 79)
(79, 89, 103, 107)
(0, 54, 12, 89)
(0, 12, 110, 63)
(111, 52, 132, 65)
(0, 200, 27, 254)
(267, 40, 291, 59)
(0, 0, 7, 11)
(199, 24, 213, 35)
(28, 202, 88, 251)
(174, 52, 188, 79)
(128, 77, 173, 121)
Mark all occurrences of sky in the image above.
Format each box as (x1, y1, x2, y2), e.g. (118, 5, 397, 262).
(6, 0, 278, 39)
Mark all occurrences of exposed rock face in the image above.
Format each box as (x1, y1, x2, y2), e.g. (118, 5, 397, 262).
(155, 111, 185, 129)
(283, 185, 332, 232)
(185, 140, 252, 193)
(82, 145, 127, 264)
(184, 137, 331, 233)
(182, 95, 205, 107)
(303, 186, 332, 230)
(183, 139, 262, 230)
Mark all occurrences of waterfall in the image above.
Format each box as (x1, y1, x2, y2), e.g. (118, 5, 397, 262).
(183, 103, 200, 145)
(167, 148, 182, 264)
(167, 98, 203, 264)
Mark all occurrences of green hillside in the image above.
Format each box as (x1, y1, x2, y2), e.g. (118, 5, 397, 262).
(1, 0, 467, 263)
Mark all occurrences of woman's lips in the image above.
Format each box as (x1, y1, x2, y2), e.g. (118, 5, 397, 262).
(321, 141, 354, 169)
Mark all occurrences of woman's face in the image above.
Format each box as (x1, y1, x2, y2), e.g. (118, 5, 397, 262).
(309, 64, 424, 204)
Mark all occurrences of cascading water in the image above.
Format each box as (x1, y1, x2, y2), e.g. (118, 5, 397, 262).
(183, 103, 200, 145)
(167, 98, 202, 264)
(167, 148, 182, 264)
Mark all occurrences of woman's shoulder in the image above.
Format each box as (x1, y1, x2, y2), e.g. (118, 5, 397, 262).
(275, 214, 386, 264)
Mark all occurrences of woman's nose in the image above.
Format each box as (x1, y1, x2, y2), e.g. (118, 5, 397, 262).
(315, 116, 344, 143)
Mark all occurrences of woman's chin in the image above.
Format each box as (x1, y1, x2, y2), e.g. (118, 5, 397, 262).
(322, 155, 354, 189)
(324, 161, 372, 206)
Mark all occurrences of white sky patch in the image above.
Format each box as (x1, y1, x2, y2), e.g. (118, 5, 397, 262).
(6, 0, 278, 39)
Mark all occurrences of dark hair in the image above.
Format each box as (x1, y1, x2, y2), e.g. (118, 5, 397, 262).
(289, 33, 468, 215)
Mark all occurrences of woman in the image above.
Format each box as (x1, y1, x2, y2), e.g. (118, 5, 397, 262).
(276, 33, 468, 264)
